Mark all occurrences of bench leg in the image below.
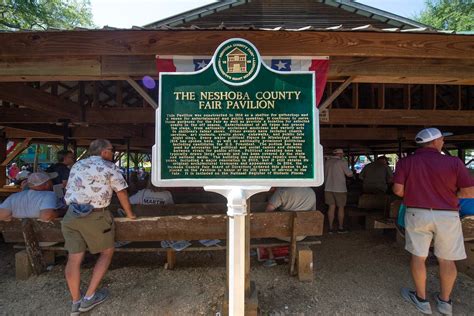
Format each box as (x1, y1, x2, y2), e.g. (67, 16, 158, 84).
(15, 250, 33, 280)
(43, 250, 55, 266)
(297, 245, 314, 282)
(165, 249, 176, 270)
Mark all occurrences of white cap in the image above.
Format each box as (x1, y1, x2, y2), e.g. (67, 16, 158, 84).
(415, 128, 452, 144)
(27, 172, 58, 187)
(333, 148, 344, 154)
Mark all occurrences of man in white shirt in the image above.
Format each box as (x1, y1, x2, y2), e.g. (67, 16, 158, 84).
(324, 149, 353, 233)
(62, 139, 136, 314)
(129, 182, 174, 205)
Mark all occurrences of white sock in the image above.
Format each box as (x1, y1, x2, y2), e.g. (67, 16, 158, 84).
(73, 299, 81, 305)
(84, 293, 95, 300)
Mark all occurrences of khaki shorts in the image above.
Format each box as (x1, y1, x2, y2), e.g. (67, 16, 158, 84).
(61, 208, 115, 254)
(324, 191, 347, 207)
(405, 208, 466, 260)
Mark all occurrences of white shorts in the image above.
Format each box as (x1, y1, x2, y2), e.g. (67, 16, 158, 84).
(405, 208, 466, 260)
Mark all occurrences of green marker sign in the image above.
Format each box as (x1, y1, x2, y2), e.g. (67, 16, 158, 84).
(152, 38, 323, 187)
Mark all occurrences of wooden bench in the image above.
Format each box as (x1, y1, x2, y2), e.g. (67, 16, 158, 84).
(0, 203, 323, 281)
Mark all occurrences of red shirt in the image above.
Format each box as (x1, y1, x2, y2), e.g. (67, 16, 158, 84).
(393, 147, 474, 211)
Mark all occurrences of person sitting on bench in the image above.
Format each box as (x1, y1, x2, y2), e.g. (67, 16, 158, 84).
(0, 172, 64, 222)
(129, 180, 174, 205)
(263, 187, 316, 267)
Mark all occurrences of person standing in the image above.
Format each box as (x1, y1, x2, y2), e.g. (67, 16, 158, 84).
(359, 156, 393, 194)
(7, 162, 20, 183)
(324, 148, 353, 233)
(47, 149, 75, 187)
(393, 128, 474, 315)
(62, 139, 136, 315)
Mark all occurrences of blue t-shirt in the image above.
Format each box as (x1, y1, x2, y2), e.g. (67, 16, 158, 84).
(460, 198, 474, 218)
(0, 190, 58, 218)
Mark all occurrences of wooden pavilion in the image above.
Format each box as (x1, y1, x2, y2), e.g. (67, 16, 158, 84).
(0, 0, 473, 184)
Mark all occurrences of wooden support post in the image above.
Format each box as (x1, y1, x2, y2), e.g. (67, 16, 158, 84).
(126, 138, 130, 182)
(60, 119, 70, 150)
(116, 81, 123, 107)
(78, 81, 86, 122)
(352, 83, 359, 109)
(403, 84, 411, 109)
(165, 249, 176, 270)
(289, 212, 298, 276)
(92, 82, 99, 107)
(33, 144, 40, 172)
(378, 84, 385, 109)
(15, 250, 33, 280)
(21, 219, 45, 275)
(0, 134, 6, 186)
(458, 85, 462, 110)
(297, 245, 314, 282)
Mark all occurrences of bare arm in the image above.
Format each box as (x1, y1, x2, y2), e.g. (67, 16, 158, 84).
(38, 209, 61, 222)
(458, 186, 474, 199)
(116, 189, 137, 219)
(392, 183, 404, 197)
(265, 203, 276, 212)
(0, 208, 12, 221)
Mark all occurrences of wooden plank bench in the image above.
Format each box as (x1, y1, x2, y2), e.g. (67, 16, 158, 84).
(0, 204, 323, 281)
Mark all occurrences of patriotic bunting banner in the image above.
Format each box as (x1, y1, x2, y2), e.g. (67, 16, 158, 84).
(156, 56, 329, 106)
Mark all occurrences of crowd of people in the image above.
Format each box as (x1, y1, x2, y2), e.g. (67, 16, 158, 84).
(0, 127, 473, 315)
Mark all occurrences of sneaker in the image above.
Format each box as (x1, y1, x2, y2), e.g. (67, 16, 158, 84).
(337, 228, 348, 234)
(401, 288, 432, 314)
(263, 259, 277, 267)
(434, 293, 452, 315)
(79, 288, 109, 312)
(328, 229, 336, 234)
(71, 301, 81, 316)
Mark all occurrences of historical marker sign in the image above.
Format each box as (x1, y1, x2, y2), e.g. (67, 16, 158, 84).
(152, 38, 324, 187)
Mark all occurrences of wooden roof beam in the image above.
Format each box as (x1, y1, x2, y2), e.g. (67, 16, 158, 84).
(0, 83, 80, 119)
(0, 31, 472, 59)
(0, 55, 473, 84)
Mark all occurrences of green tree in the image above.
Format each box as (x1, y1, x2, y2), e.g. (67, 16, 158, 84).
(415, 0, 474, 32)
(0, 0, 94, 30)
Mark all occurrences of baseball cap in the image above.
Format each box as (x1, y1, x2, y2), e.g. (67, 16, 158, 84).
(333, 148, 344, 154)
(415, 128, 453, 144)
(27, 172, 58, 187)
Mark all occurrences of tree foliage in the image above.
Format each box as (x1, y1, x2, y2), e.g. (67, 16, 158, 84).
(416, 0, 474, 32)
(0, 0, 94, 31)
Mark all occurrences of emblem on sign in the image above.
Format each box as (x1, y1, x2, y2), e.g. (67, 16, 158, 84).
(213, 38, 261, 86)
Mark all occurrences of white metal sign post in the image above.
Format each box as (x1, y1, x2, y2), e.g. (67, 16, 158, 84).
(153, 38, 323, 315)
(205, 186, 269, 315)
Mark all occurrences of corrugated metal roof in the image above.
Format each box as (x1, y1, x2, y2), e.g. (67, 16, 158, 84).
(0, 24, 467, 35)
(144, 0, 431, 30)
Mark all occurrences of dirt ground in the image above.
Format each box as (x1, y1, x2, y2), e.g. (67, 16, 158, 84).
(0, 231, 473, 315)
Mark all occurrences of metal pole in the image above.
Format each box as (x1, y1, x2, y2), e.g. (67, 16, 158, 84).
(205, 186, 270, 316)
(60, 119, 70, 150)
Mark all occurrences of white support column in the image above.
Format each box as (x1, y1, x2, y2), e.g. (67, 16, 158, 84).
(205, 186, 270, 316)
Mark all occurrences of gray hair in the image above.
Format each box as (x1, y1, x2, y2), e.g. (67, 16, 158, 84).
(88, 139, 111, 156)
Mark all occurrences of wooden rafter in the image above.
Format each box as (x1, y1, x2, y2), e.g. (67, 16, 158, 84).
(1, 137, 32, 166)
(0, 83, 80, 119)
(319, 76, 355, 111)
(126, 78, 158, 109)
